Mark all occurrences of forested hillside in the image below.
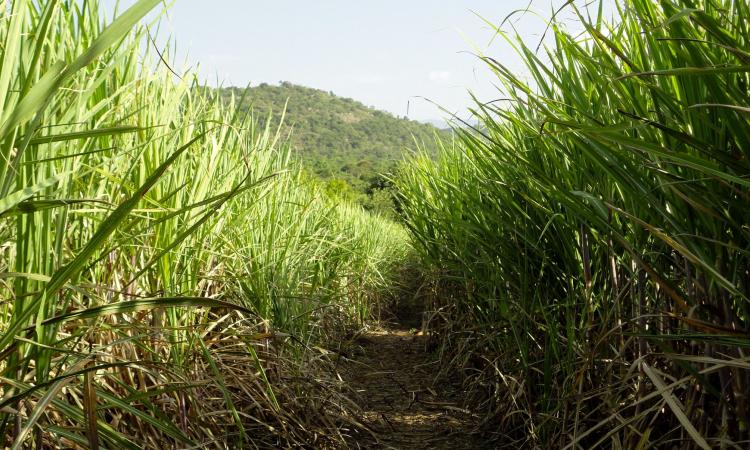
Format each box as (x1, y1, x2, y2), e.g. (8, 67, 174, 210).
(217, 83, 444, 210)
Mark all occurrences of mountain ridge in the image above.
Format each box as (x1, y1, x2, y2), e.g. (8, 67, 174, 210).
(217, 82, 444, 200)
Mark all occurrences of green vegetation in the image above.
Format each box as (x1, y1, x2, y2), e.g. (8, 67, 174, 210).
(217, 83, 443, 215)
(4, 0, 749, 448)
(0, 1, 408, 448)
(397, 0, 750, 447)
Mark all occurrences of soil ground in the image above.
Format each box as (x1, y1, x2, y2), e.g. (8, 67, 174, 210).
(340, 316, 490, 450)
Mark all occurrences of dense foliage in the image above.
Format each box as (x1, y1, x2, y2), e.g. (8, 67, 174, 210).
(5, 0, 749, 448)
(397, 0, 750, 447)
(217, 83, 444, 214)
(0, 1, 409, 448)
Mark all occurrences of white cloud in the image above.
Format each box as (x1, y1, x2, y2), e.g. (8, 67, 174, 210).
(428, 70, 452, 83)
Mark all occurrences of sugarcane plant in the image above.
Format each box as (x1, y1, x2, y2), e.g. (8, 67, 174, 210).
(0, 1, 411, 448)
(396, 0, 750, 447)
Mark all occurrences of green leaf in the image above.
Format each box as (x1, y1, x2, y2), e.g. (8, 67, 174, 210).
(36, 297, 253, 328)
(25, 125, 142, 146)
(0, 172, 71, 216)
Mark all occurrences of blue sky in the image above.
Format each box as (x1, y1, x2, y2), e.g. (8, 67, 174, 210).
(105, 1, 612, 122)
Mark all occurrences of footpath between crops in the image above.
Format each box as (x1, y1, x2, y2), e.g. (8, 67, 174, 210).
(340, 316, 487, 449)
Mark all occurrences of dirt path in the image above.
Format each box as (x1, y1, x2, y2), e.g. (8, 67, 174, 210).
(341, 321, 486, 449)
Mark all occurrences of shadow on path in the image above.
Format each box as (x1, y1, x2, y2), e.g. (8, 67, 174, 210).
(341, 321, 488, 449)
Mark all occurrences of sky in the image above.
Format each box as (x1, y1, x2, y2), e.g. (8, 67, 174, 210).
(104, 1, 613, 123)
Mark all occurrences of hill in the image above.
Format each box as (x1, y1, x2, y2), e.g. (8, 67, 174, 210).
(217, 83, 444, 211)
